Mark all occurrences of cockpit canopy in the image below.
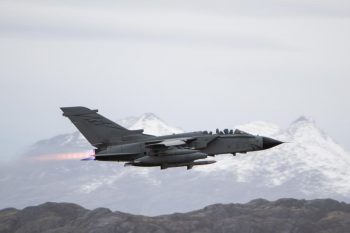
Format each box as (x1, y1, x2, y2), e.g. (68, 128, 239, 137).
(201, 129, 252, 135)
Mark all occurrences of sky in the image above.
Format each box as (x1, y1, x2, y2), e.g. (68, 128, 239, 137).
(0, 0, 350, 160)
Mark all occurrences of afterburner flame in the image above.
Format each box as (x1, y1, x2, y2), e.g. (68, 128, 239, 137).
(34, 150, 95, 161)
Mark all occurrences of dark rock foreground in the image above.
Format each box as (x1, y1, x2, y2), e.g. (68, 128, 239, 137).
(1, 198, 350, 233)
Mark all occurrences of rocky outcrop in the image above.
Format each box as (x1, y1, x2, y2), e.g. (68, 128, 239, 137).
(1, 199, 350, 233)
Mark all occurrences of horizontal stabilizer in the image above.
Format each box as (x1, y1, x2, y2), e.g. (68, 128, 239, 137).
(81, 157, 95, 161)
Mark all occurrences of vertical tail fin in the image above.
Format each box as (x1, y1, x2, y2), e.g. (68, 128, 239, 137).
(60, 106, 144, 148)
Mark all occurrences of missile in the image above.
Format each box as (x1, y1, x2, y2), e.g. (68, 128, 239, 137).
(125, 160, 216, 170)
(161, 160, 217, 170)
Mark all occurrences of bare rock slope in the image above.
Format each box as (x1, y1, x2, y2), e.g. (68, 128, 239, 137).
(1, 199, 350, 233)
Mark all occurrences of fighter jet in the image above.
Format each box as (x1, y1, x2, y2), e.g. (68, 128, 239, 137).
(61, 107, 283, 170)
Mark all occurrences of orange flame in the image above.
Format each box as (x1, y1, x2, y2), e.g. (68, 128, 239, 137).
(34, 150, 95, 161)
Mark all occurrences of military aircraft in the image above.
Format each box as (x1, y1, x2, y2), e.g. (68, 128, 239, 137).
(61, 107, 283, 170)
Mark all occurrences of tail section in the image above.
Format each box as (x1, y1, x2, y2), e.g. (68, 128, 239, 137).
(60, 106, 151, 148)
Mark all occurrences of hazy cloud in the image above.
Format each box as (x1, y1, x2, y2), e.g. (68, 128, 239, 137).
(6, 0, 350, 18)
(0, 0, 349, 161)
(0, 2, 292, 50)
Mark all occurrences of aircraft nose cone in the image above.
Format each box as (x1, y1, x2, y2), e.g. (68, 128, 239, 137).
(262, 137, 283, 150)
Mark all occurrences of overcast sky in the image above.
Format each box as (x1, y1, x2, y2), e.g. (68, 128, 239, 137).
(0, 0, 349, 160)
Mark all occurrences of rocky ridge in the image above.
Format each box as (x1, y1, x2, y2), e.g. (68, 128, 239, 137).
(1, 199, 350, 233)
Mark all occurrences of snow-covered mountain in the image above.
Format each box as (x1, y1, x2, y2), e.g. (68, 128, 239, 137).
(198, 117, 350, 196)
(25, 113, 184, 157)
(1, 114, 349, 215)
(124, 113, 183, 136)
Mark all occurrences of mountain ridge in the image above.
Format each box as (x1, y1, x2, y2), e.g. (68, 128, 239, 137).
(1, 198, 350, 233)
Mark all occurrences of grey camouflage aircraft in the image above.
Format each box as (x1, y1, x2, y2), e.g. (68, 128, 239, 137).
(61, 107, 283, 170)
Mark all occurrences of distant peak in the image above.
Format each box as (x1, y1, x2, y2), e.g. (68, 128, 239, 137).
(287, 115, 327, 139)
(139, 113, 161, 121)
(129, 113, 183, 135)
(291, 116, 315, 125)
(142, 112, 157, 118)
